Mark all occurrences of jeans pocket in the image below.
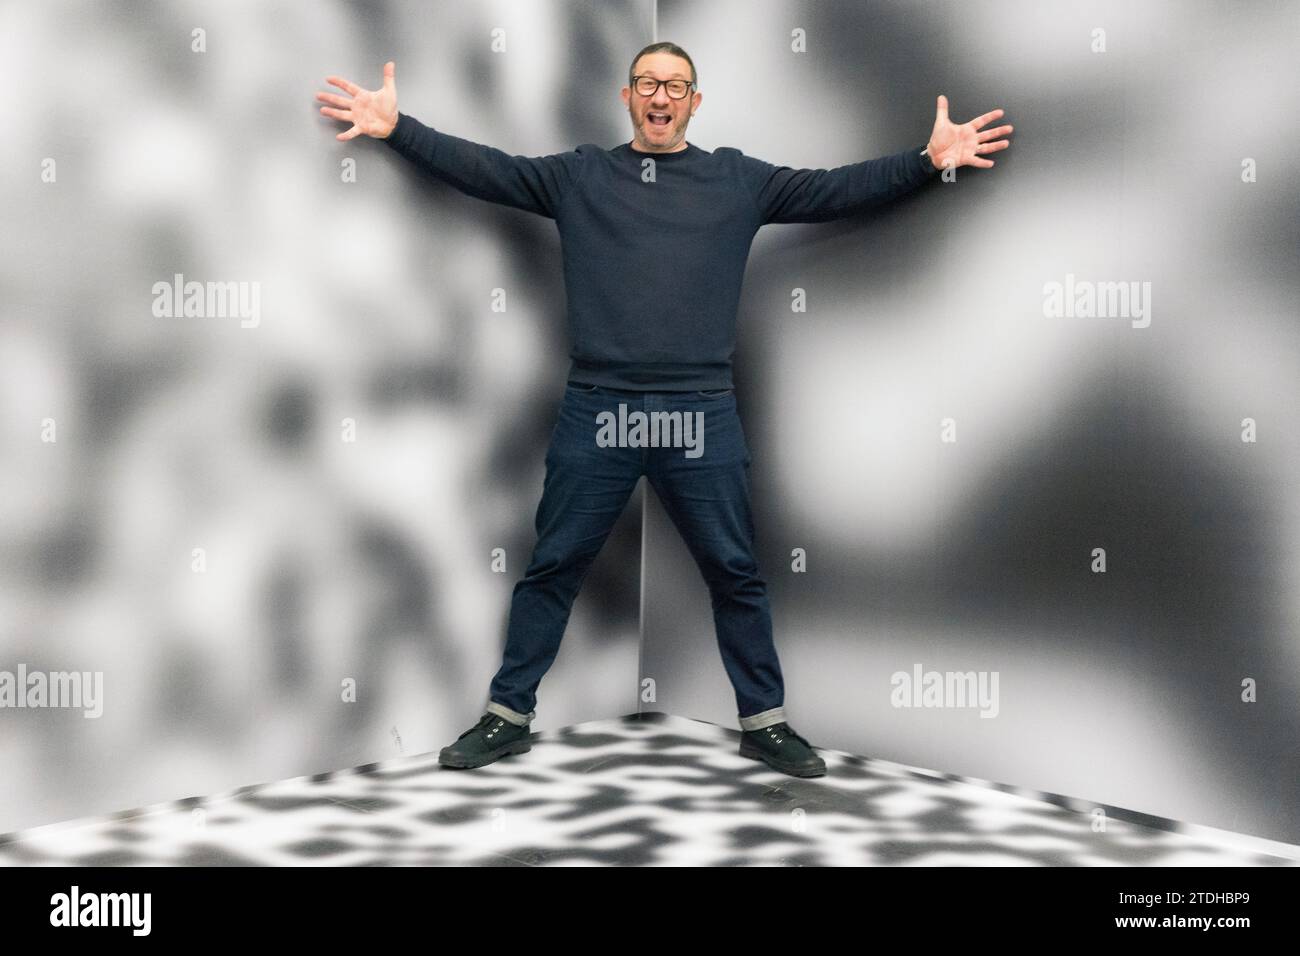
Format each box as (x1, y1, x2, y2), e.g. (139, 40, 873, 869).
(566, 381, 600, 393)
(696, 387, 734, 398)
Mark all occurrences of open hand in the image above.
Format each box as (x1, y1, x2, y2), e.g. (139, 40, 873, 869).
(317, 60, 399, 141)
(926, 94, 1012, 170)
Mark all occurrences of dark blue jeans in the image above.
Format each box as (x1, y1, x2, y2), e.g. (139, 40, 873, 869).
(485, 381, 787, 732)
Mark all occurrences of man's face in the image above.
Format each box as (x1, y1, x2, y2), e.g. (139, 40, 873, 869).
(620, 52, 702, 152)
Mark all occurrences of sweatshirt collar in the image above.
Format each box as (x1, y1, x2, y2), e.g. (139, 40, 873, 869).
(622, 141, 699, 160)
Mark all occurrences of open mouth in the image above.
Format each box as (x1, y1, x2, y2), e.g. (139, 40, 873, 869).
(647, 111, 672, 127)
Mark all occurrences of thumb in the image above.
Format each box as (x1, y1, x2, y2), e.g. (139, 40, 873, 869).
(936, 93, 948, 124)
(383, 60, 396, 92)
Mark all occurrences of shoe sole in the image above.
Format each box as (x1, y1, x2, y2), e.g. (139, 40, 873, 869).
(439, 738, 532, 769)
(738, 740, 827, 777)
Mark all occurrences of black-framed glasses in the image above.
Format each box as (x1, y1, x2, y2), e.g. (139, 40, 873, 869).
(631, 75, 695, 99)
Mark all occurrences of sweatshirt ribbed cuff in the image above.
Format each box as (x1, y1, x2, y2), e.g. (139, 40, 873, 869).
(384, 111, 417, 148)
(918, 143, 940, 176)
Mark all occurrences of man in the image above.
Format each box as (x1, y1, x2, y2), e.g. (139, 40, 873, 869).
(317, 42, 1011, 778)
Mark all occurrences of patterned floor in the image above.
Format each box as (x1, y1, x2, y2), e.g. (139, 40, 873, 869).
(3, 713, 1297, 866)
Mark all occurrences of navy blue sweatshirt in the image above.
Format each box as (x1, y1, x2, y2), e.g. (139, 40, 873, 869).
(384, 111, 939, 390)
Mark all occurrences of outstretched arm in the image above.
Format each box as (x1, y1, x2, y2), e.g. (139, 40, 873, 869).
(740, 145, 938, 225)
(316, 61, 584, 220)
(740, 94, 1013, 225)
(383, 113, 584, 220)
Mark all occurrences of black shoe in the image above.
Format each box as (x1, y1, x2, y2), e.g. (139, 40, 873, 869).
(738, 721, 827, 777)
(438, 712, 532, 769)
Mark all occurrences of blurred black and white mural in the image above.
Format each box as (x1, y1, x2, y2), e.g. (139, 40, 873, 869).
(1, 0, 1297, 852)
